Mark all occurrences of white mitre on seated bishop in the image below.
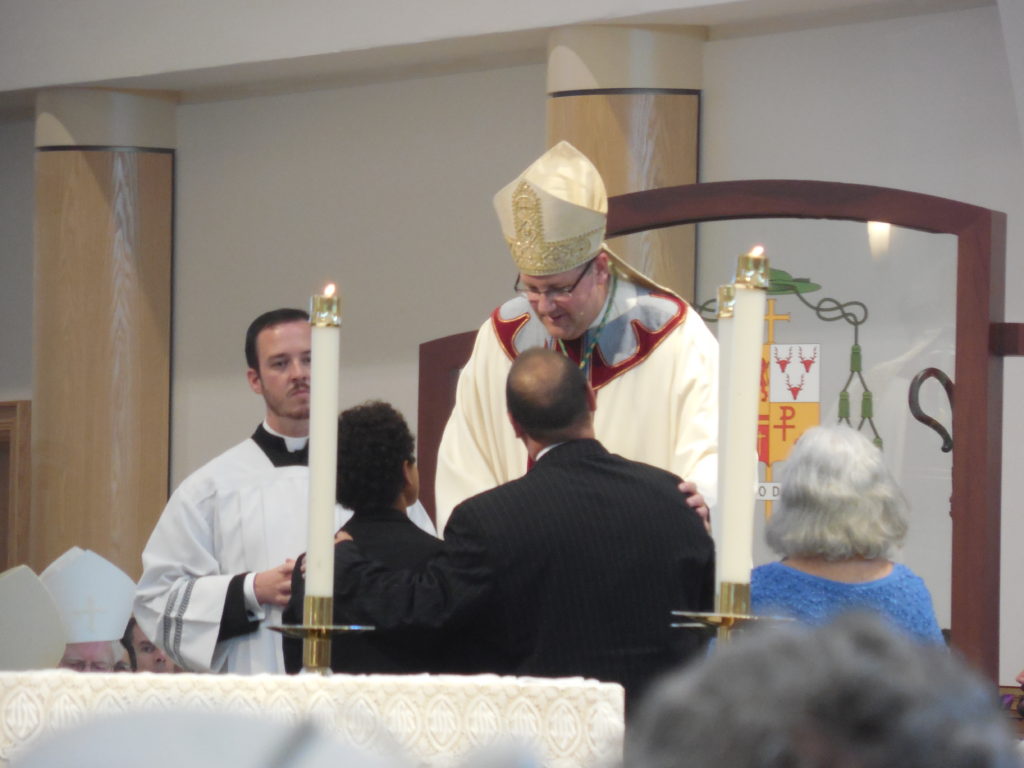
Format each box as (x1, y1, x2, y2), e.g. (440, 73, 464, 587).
(0, 565, 65, 670)
(39, 547, 135, 644)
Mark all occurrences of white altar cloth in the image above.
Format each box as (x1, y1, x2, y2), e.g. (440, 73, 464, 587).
(0, 670, 623, 768)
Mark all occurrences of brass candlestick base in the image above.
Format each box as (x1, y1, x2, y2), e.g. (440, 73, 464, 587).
(269, 595, 374, 675)
(672, 581, 767, 643)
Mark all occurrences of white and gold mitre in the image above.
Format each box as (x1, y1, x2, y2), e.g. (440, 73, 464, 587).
(494, 141, 608, 276)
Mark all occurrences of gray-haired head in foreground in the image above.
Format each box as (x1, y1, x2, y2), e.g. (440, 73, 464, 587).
(626, 613, 1019, 768)
(765, 424, 908, 560)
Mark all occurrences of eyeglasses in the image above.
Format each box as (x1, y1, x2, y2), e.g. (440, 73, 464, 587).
(60, 659, 114, 672)
(514, 259, 594, 302)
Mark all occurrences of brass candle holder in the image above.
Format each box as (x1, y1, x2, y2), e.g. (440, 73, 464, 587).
(718, 284, 736, 319)
(672, 581, 769, 643)
(735, 246, 769, 289)
(310, 289, 341, 328)
(270, 595, 374, 675)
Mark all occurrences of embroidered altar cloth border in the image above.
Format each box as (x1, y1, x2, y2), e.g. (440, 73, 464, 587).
(0, 670, 623, 768)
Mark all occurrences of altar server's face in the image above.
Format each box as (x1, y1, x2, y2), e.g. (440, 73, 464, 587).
(131, 623, 176, 673)
(247, 320, 312, 436)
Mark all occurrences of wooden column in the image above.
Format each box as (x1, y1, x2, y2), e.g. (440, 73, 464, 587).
(547, 26, 704, 300)
(0, 401, 31, 570)
(31, 89, 175, 579)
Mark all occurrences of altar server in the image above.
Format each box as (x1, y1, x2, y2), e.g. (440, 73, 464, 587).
(134, 308, 434, 674)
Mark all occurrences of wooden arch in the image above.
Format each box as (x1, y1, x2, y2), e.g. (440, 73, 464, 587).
(420, 179, 1022, 680)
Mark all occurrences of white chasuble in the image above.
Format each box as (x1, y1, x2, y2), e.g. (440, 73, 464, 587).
(435, 279, 719, 533)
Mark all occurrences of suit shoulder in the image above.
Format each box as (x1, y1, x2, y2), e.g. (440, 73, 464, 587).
(606, 451, 683, 486)
(449, 478, 531, 527)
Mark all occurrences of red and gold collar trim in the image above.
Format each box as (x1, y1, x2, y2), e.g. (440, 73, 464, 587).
(490, 289, 688, 390)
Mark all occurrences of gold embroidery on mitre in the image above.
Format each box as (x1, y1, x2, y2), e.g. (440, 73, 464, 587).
(506, 181, 602, 274)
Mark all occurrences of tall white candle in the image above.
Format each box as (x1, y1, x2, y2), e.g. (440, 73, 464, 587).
(717, 248, 768, 586)
(306, 284, 341, 599)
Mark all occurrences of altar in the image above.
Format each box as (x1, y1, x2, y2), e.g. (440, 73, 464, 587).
(0, 670, 624, 767)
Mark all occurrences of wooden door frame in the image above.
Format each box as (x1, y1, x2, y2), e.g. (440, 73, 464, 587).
(0, 400, 31, 571)
(607, 179, 1020, 680)
(417, 332, 477, 529)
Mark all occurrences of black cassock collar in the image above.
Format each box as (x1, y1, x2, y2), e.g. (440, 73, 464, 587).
(251, 424, 308, 467)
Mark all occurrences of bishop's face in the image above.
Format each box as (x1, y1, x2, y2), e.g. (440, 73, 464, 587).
(518, 253, 610, 341)
(246, 320, 311, 436)
(59, 641, 116, 673)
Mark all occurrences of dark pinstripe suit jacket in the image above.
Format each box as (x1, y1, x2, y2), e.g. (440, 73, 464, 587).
(333, 438, 715, 704)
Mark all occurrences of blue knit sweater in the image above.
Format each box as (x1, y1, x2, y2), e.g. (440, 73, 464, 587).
(751, 561, 945, 645)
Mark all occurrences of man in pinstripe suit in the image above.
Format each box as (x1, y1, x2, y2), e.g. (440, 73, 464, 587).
(331, 347, 715, 709)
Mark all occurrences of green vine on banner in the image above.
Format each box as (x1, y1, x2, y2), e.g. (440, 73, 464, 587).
(698, 266, 882, 447)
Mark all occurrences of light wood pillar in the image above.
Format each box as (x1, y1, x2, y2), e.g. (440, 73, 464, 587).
(31, 89, 176, 579)
(547, 26, 705, 300)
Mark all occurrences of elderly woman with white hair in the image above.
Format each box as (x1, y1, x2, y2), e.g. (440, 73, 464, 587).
(751, 425, 944, 644)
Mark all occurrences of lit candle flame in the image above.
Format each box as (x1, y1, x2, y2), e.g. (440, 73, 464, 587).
(749, 245, 765, 258)
(323, 283, 336, 298)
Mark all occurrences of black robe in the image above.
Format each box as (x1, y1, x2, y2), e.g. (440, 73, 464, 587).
(282, 505, 447, 674)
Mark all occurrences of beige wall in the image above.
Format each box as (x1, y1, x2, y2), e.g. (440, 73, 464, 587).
(170, 63, 548, 477)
